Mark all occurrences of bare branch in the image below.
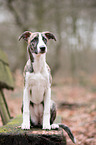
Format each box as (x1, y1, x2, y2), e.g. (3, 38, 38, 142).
(6, 0, 24, 29)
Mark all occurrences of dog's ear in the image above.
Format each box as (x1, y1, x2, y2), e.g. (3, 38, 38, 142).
(19, 31, 32, 42)
(43, 32, 56, 41)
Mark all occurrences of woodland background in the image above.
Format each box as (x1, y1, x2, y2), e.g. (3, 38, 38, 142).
(0, 0, 96, 144)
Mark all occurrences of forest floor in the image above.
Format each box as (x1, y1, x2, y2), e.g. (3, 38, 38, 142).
(0, 70, 96, 145)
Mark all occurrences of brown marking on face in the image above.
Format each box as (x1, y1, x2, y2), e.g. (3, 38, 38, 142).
(28, 33, 39, 44)
(19, 31, 56, 62)
(27, 33, 39, 55)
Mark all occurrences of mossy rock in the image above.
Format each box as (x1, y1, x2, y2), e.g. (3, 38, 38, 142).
(0, 115, 66, 145)
(0, 49, 14, 90)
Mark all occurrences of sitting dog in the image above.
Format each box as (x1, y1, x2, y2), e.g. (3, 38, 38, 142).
(19, 31, 76, 144)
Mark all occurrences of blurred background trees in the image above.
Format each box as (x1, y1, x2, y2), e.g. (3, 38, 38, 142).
(0, 0, 96, 78)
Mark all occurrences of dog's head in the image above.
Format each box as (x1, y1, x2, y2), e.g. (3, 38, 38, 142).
(19, 31, 56, 56)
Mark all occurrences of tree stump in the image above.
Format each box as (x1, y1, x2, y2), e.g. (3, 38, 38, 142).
(0, 115, 66, 145)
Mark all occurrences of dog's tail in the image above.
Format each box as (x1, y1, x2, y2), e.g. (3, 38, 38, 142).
(58, 123, 76, 144)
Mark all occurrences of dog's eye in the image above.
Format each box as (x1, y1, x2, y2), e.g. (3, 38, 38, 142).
(30, 42, 34, 47)
(42, 37, 47, 44)
(31, 37, 38, 43)
(33, 37, 38, 42)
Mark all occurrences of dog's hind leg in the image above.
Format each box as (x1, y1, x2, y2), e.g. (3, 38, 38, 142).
(50, 101, 76, 143)
(50, 100, 56, 124)
(50, 100, 59, 129)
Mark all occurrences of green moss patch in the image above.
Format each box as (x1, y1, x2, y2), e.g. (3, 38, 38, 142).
(0, 115, 23, 134)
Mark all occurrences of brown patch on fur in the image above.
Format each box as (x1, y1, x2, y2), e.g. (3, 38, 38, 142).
(28, 33, 39, 44)
(23, 60, 34, 77)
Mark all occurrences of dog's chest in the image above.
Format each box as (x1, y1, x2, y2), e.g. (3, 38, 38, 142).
(26, 70, 49, 104)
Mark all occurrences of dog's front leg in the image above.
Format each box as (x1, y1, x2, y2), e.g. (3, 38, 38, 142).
(43, 87, 51, 130)
(21, 87, 30, 129)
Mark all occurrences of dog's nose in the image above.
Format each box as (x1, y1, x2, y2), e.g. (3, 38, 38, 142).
(40, 46, 46, 52)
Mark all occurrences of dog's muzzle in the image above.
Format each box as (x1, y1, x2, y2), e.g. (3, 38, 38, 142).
(40, 46, 46, 54)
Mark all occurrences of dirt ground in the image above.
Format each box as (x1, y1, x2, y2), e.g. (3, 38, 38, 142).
(0, 70, 96, 145)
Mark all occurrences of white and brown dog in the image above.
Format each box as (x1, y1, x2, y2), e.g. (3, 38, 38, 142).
(19, 31, 76, 144)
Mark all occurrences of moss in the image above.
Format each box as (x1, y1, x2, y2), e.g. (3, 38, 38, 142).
(0, 115, 62, 134)
(0, 115, 61, 133)
(8, 115, 22, 126)
(0, 115, 23, 134)
(0, 115, 66, 145)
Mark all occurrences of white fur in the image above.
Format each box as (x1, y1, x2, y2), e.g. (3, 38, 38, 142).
(43, 87, 51, 130)
(21, 87, 30, 129)
(51, 124, 59, 129)
(22, 52, 51, 130)
(37, 33, 47, 54)
(26, 70, 48, 104)
(32, 53, 46, 73)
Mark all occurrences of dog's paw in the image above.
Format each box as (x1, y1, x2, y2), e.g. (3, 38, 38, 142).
(51, 124, 59, 129)
(21, 123, 30, 130)
(43, 124, 51, 130)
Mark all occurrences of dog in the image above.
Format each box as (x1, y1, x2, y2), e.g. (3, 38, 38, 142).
(19, 31, 76, 144)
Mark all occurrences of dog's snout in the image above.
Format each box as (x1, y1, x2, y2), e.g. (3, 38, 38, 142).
(40, 46, 46, 52)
